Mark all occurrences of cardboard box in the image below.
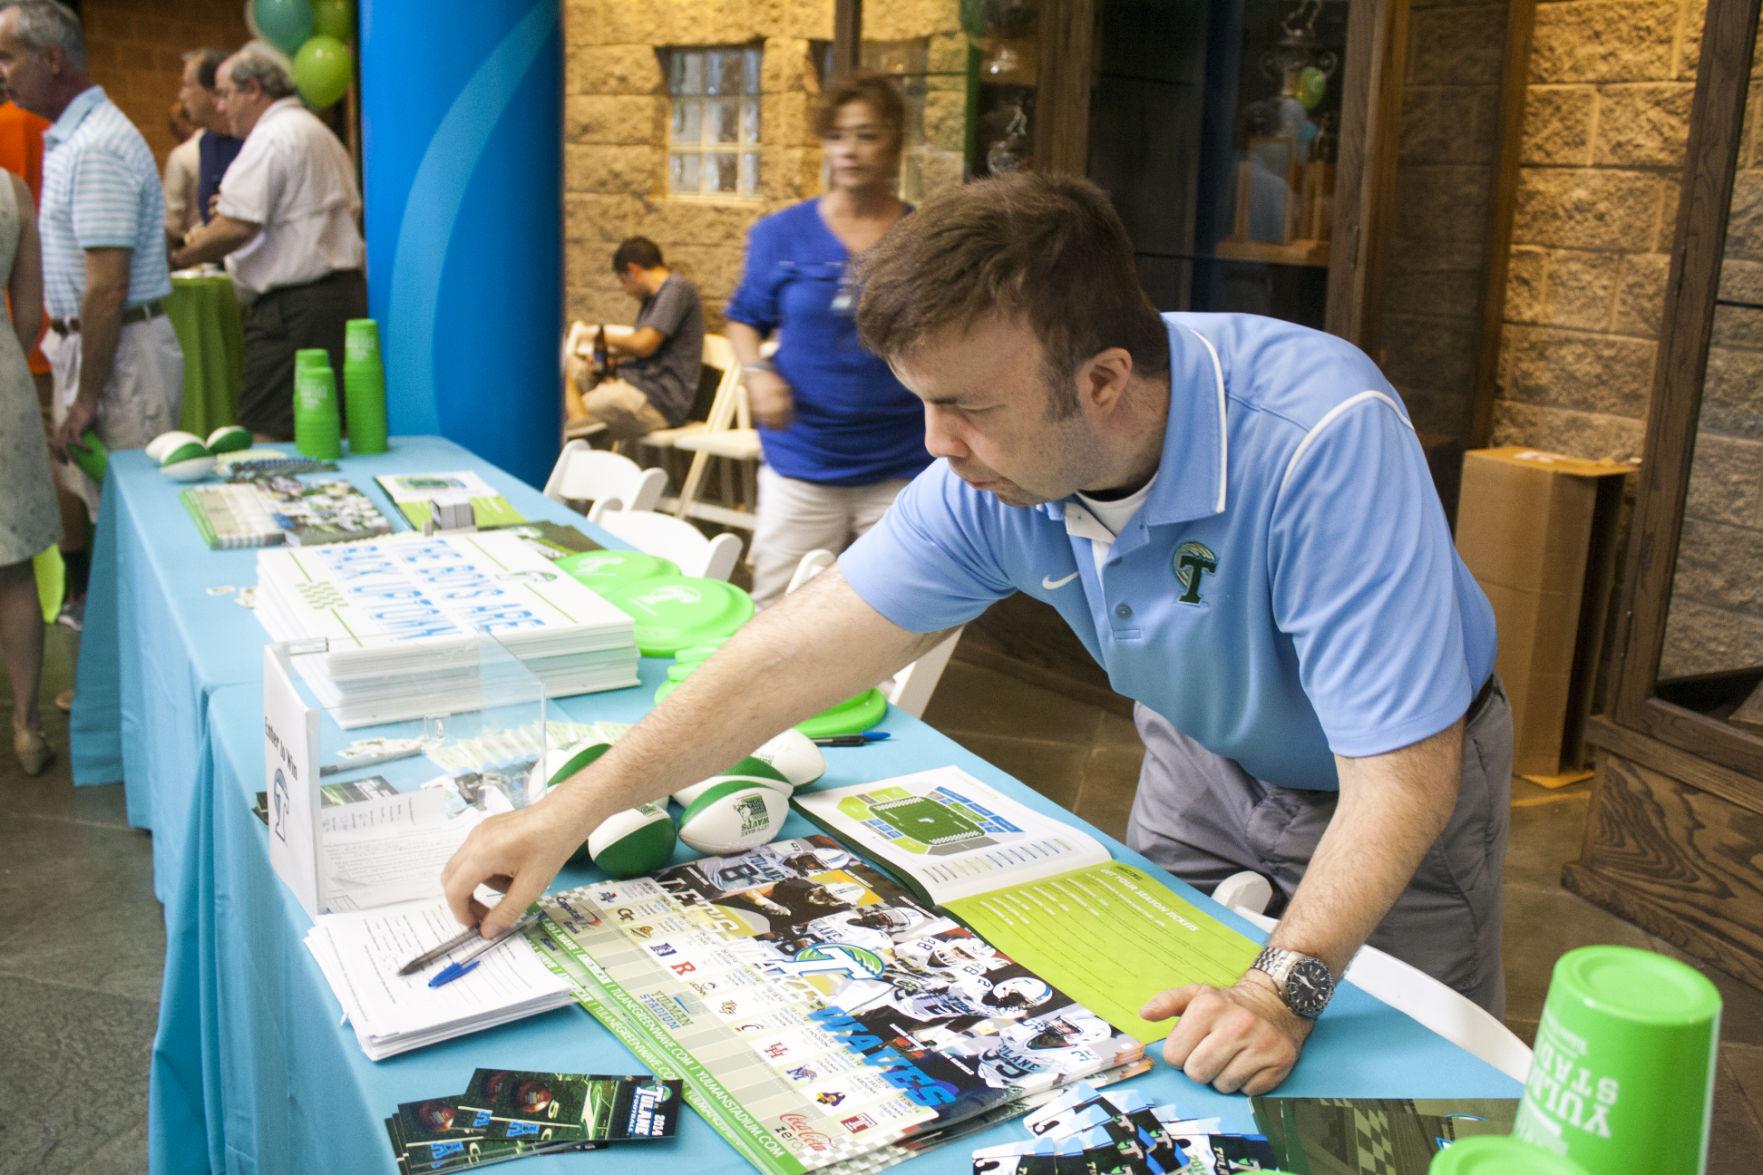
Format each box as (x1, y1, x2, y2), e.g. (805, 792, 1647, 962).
(1455, 448, 1634, 783)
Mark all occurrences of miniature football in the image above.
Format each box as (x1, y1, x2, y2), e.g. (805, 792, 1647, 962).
(147, 430, 203, 462)
(531, 740, 613, 864)
(747, 729, 825, 787)
(159, 454, 215, 481)
(587, 803, 677, 878)
(677, 780, 790, 855)
(205, 424, 252, 454)
(159, 439, 211, 466)
(671, 769, 792, 809)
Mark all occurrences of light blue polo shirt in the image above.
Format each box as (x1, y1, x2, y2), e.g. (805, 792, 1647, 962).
(40, 85, 173, 319)
(839, 312, 1496, 791)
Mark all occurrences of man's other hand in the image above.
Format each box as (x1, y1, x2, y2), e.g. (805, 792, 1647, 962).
(53, 397, 97, 462)
(1140, 972, 1314, 1095)
(440, 799, 584, 936)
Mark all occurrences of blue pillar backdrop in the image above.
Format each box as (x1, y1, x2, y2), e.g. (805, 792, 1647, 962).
(359, 0, 562, 485)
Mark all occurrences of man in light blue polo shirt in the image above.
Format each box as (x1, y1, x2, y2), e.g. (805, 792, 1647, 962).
(442, 174, 1510, 1096)
(0, 0, 183, 517)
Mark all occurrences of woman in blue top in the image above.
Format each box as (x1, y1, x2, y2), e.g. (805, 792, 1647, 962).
(726, 73, 930, 604)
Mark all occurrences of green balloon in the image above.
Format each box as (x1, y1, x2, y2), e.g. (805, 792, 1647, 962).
(293, 35, 352, 109)
(310, 0, 353, 42)
(253, 0, 313, 55)
(1297, 65, 1327, 112)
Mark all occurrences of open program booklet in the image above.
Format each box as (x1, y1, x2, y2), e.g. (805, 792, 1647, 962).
(526, 837, 1151, 1175)
(793, 767, 1260, 1042)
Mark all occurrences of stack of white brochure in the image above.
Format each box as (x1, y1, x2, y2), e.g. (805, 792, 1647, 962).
(304, 899, 574, 1060)
(256, 530, 640, 726)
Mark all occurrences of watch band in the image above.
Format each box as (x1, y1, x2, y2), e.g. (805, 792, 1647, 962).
(1250, 945, 1336, 1019)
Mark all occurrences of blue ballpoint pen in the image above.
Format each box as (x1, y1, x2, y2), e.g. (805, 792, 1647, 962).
(427, 913, 541, 988)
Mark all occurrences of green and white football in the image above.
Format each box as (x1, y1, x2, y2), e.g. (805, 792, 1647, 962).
(205, 424, 252, 454)
(677, 779, 789, 855)
(146, 430, 203, 462)
(747, 729, 826, 788)
(672, 769, 792, 810)
(531, 740, 614, 864)
(587, 804, 677, 878)
(158, 454, 214, 481)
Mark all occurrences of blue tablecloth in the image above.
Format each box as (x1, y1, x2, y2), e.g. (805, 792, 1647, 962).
(182, 680, 1518, 1174)
(69, 437, 570, 890)
(81, 437, 1519, 1174)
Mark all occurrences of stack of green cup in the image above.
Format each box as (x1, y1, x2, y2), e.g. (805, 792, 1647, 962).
(1513, 945, 1721, 1174)
(293, 349, 342, 460)
(343, 318, 388, 454)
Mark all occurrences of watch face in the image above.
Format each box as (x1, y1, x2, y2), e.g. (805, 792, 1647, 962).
(1286, 958, 1333, 1018)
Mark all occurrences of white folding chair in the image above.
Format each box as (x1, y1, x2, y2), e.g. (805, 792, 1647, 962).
(786, 549, 963, 718)
(1218, 873, 1534, 1083)
(673, 386, 760, 531)
(542, 441, 666, 516)
(636, 334, 740, 480)
(594, 507, 743, 582)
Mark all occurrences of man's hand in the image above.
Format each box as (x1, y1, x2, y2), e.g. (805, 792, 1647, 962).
(440, 797, 589, 937)
(746, 370, 795, 429)
(1141, 971, 1314, 1095)
(53, 396, 98, 462)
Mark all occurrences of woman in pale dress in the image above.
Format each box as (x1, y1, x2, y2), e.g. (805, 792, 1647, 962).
(0, 168, 57, 773)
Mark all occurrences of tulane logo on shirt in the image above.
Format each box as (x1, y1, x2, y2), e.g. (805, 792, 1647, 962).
(1173, 541, 1217, 605)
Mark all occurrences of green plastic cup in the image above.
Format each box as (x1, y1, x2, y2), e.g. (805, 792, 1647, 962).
(1513, 946, 1720, 1174)
(293, 366, 343, 460)
(342, 355, 388, 454)
(344, 317, 381, 364)
(294, 347, 331, 372)
(70, 429, 107, 482)
(1429, 1137, 1588, 1174)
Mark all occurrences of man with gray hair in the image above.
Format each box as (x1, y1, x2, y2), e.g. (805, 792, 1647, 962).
(173, 46, 365, 440)
(0, 1, 184, 511)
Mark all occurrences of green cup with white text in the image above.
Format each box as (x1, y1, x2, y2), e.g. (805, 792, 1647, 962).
(1513, 945, 1720, 1174)
(293, 364, 342, 460)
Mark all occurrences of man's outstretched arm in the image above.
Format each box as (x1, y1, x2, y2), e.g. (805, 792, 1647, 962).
(1141, 717, 1464, 1094)
(441, 566, 946, 934)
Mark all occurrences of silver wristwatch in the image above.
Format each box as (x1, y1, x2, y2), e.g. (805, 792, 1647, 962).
(1250, 946, 1336, 1019)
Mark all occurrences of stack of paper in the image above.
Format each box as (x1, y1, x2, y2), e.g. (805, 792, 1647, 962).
(305, 900, 576, 1061)
(182, 476, 392, 548)
(255, 530, 640, 726)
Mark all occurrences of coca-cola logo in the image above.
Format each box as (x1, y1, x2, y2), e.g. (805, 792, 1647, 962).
(777, 1113, 831, 1152)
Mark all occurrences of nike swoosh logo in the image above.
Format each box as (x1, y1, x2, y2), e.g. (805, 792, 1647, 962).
(1041, 572, 1080, 590)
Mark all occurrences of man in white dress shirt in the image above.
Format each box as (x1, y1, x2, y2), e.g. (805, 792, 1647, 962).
(172, 46, 364, 440)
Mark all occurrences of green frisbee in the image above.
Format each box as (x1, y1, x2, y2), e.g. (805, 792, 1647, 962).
(556, 549, 680, 595)
(604, 575, 755, 657)
(795, 687, 890, 739)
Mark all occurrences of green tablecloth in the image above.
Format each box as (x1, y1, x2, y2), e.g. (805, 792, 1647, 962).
(167, 272, 243, 437)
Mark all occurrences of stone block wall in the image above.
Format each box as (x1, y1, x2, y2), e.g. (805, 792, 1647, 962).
(1490, 0, 1760, 678)
(1378, 0, 1510, 446)
(1494, 0, 1704, 461)
(1658, 28, 1763, 678)
(82, 0, 250, 165)
(562, 0, 963, 330)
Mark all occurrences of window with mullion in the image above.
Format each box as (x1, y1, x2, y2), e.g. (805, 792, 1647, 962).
(667, 45, 763, 199)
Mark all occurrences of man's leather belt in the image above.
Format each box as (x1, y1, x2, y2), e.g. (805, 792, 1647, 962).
(49, 299, 167, 336)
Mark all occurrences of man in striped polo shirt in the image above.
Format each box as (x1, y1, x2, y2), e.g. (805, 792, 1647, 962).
(0, 0, 184, 515)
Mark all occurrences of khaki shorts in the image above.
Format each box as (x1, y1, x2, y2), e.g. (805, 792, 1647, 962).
(574, 377, 668, 441)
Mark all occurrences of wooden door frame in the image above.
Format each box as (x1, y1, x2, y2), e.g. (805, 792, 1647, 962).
(1604, 0, 1763, 780)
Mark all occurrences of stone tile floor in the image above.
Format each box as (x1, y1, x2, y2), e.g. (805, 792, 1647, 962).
(3, 635, 1759, 1171)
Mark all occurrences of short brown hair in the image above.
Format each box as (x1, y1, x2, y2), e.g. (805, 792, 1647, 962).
(856, 172, 1169, 417)
(813, 71, 905, 147)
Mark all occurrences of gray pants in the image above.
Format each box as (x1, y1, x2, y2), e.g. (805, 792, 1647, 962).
(1127, 681, 1512, 1015)
(239, 269, 368, 439)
